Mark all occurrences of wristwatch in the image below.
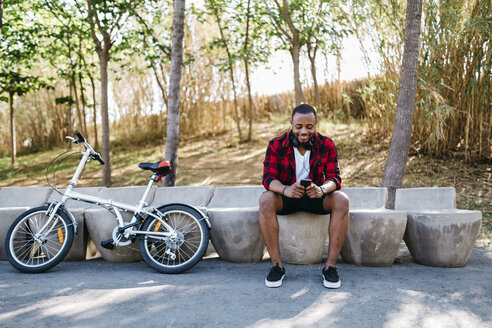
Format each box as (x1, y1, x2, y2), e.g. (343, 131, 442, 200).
(320, 185, 327, 195)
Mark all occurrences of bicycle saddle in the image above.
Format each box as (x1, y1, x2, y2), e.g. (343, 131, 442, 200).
(138, 161, 172, 176)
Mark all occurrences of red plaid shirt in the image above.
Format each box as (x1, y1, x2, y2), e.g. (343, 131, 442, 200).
(262, 131, 342, 191)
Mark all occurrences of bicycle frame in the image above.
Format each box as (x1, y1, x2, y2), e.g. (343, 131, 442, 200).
(36, 139, 178, 246)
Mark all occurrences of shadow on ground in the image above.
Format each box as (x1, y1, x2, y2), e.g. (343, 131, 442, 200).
(0, 247, 491, 327)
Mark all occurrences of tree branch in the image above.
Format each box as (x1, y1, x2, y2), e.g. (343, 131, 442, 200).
(262, 0, 291, 43)
(279, 0, 298, 41)
(86, 0, 102, 53)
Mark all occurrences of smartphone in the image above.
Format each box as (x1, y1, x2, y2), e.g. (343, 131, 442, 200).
(300, 179, 311, 187)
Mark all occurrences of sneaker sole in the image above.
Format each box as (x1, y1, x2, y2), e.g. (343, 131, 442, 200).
(265, 275, 284, 288)
(323, 275, 341, 289)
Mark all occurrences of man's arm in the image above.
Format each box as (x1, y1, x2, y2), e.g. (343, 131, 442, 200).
(305, 180, 336, 198)
(262, 138, 304, 198)
(262, 140, 278, 190)
(306, 138, 341, 198)
(325, 141, 342, 190)
(269, 179, 304, 199)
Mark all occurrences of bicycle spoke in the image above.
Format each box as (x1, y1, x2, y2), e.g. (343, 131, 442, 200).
(17, 225, 35, 238)
(9, 211, 69, 268)
(17, 243, 35, 262)
(141, 208, 207, 273)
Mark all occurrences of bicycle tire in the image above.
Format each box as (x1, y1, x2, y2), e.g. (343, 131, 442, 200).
(139, 204, 209, 273)
(5, 206, 74, 273)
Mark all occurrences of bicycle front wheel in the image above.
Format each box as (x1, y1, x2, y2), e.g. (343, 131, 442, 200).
(140, 205, 209, 273)
(5, 206, 74, 273)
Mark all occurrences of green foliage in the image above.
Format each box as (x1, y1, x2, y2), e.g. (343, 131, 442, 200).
(0, 0, 47, 98)
(351, 0, 490, 162)
(203, 0, 271, 72)
(0, 0, 489, 164)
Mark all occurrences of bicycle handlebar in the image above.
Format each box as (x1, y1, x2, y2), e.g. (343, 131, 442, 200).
(71, 131, 104, 165)
(75, 131, 85, 143)
(92, 153, 105, 165)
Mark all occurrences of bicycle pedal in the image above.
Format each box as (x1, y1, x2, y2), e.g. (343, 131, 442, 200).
(101, 239, 115, 250)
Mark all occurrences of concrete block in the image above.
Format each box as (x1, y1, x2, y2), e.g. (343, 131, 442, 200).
(0, 187, 52, 207)
(341, 209, 407, 266)
(45, 187, 104, 261)
(62, 208, 88, 261)
(48, 187, 104, 209)
(339, 187, 407, 266)
(207, 208, 264, 262)
(278, 212, 330, 265)
(0, 207, 87, 261)
(205, 186, 266, 263)
(395, 187, 482, 267)
(84, 209, 142, 262)
(404, 210, 482, 267)
(208, 186, 265, 208)
(0, 208, 31, 260)
(82, 186, 170, 263)
(395, 187, 456, 211)
(343, 187, 388, 209)
(96, 186, 157, 206)
(1, 188, 53, 261)
(151, 186, 214, 207)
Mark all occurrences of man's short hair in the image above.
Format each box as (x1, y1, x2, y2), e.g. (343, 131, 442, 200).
(292, 104, 317, 120)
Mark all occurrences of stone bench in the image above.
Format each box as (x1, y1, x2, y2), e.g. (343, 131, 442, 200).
(206, 186, 266, 263)
(46, 187, 103, 261)
(0, 187, 53, 260)
(1, 186, 483, 268)
(84, 186, 157, 262)
(206, 186, 331, 265)
(84, 185, 214, 262)
(278, 210, 331, 265)
(395, 187, 482, 267)
(340, 187, 407, 266)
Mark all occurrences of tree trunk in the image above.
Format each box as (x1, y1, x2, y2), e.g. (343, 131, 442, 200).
(0, 0, 4, 34)
(307, 43, 321, 110)
(244, 59, 254, 141)
(228, 66, 242, 141)
(78, 72, 88, 137)
(67, 78, 73, 149)
(99, 50, 112, 186)
(290, 42, 304, 105)
(382, 0, 423, 209)
(89, 72, 98, 150)
(151, 62, 168, 108)
(244, 0, 253, 142)
(87, 0, 113, 185)
(9, 92, 16, 166)
(211, 1, 242, 141)
(71, 72, 84, 134)
(163, 0, 186, 186)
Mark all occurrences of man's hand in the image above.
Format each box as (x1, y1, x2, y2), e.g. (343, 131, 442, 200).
(305, 183, 324, 198)
(284, 183, 305, 199)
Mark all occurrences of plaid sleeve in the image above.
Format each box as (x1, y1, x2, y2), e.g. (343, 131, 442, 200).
(324, 139, 342, 190)
(262, 139, 279, 190)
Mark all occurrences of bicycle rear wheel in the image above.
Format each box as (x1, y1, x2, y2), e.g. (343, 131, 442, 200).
(139, 204, 209, 273)
(5, 206, 74, 273)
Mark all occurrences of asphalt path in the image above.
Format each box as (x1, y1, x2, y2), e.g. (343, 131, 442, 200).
(0, 247, 491, 328)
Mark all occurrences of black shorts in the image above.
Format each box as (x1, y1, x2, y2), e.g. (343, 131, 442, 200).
(278, 194, 330, 215)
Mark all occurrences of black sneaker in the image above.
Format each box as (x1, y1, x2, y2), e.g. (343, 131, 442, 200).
(322, 266, 341, 288)
(265, 263, 285, 288)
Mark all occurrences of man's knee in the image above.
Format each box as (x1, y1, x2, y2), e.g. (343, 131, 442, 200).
(335, 191, 350, 210)
(325, 190, 350, 214)
(259, 191, 279, 215)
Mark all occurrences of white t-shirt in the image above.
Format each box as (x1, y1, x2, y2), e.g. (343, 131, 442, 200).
(294, 147, 310, 182)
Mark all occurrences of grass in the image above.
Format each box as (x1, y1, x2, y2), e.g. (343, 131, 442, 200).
(1, 114, 490, 246)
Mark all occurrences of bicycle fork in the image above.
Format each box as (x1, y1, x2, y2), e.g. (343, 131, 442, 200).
(33, 201, 78, 245)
